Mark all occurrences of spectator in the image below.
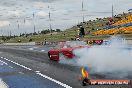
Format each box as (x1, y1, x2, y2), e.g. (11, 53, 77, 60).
(79, 25, 85, 38)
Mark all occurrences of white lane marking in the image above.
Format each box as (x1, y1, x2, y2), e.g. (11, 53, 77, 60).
(1, 57, 72, 88)
(0, 60, 8, 65)
(9, 66, 13, 68)
(41, 50, 45, 52)
(1, 57, 32, 71)
(18, 72, 24, 74)
(35, 71, 40, 73)
(36, 72, 72, 88)
(29, 48, 34, 50)
(0, 78, 8, 88)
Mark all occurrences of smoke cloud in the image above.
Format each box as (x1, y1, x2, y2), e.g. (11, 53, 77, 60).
(73, 36, 132, 78)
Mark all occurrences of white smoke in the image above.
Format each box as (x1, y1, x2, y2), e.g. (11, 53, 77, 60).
(59, 41, 87, 66)
(73, 36, 132, 76)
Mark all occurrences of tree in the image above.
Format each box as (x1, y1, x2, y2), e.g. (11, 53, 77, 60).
(2, 36, 6, 41)
(56, 29, 61, 32)
(29, 38, 32, 42)
(41, 29, 50, 34)
(51, 29, 55, 32)
(33, 32, 38, 35)
(92, 28, 95, 30)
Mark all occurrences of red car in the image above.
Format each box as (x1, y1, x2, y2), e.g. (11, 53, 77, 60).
(48, 41, 90, 61)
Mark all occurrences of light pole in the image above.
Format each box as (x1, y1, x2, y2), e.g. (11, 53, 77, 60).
(48, 9, 52, 33)
(9, 24, 11, 37)
(17, 20, 20, 36)
(24, 18, 27, 36)
(112, 5, 114, 18)
(48, 6, 53, 41)
(82, 0, 85, 22)
(33, 12, 36, 34)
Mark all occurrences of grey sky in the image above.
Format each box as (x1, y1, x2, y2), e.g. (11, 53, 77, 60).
(0, 0, 131, 35)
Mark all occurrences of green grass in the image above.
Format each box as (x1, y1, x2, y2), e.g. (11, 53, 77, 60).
(5, 33, 132, 43)
(2, 13, 132, 43)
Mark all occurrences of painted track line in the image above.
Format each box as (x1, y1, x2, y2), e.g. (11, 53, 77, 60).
(1, 57, 72, 88)
(0, 60, 8, 65)
(36, 72, 72, 88)
(0, 78, 8, 88)
(1, 57, 32, 71)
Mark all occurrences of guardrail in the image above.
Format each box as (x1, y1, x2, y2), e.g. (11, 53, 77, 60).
(3, 42, 35, 46)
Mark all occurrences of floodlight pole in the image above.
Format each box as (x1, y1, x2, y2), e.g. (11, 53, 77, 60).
(33, 12, 36, 34)
(112, 5, 114, 18)
(82, 0, 84, 22)
(17, 20, 20, 36)
(9, 24, 11, 37)
(24, 18, 27, 36)
(49, 11, 52, 33)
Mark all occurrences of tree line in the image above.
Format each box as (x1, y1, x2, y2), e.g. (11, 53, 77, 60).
(0, 29, 61, 42)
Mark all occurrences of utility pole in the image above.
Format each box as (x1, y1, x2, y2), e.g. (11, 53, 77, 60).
(10, 30, 11, 37)
(112, 5, 114, 18)
(33, 12, 36, 34)
(48, 5, 53, 41)
(49, 11, 52, 33)
(17, 20, 19, 35)
(24, 18, 27, 36)
(9, 24, 10, 37)
(82, 0, 84, 22)
(34, 25, 35, 33)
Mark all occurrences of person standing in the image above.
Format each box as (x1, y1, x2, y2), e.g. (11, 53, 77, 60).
(79, 25, 85, 38)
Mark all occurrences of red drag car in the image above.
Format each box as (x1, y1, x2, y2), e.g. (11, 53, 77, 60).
(48, 41, 90, 61)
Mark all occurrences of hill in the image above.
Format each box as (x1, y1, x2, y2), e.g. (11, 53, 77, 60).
(2, 12, 132, 43)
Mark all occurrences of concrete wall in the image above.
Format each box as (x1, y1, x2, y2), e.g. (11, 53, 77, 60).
(3, 42, 35, 46)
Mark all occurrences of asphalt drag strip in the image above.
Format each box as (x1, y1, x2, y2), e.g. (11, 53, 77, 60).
(0, 48, 131, 88)
(0, 56, 71, 88)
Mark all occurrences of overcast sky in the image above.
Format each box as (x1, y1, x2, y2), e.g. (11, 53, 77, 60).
(0, 0, 132, 35)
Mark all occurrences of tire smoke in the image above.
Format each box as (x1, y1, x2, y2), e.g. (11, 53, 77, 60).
(73, 36, 132, 78)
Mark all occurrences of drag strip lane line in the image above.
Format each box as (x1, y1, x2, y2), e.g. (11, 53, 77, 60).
(0, 79, 9, 88)
(36, 72, 72, 88)
(0, 59, 8, 65)
(1, 57, 32, 71)
(9, 66, 13, 68)
(1, 57, 72, 88)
